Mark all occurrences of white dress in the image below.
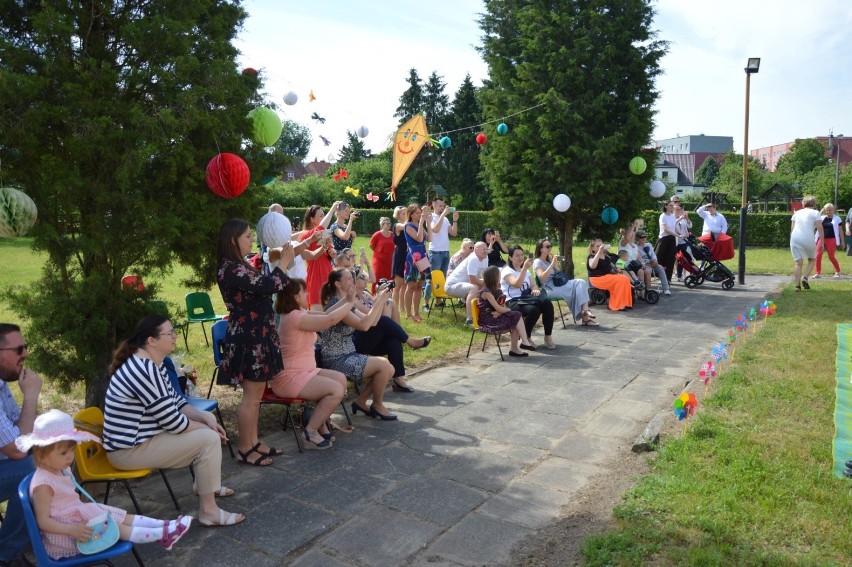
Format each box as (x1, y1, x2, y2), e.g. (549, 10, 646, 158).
(790, 208, 821, 261)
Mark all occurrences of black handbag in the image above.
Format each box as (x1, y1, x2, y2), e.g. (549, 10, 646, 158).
(551, 271, 569, 287)
(509, 288, 546, 308)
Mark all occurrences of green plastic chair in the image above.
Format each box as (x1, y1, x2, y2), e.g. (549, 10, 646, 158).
(534, 274, 570, 329)
(184, 292, 224, 347)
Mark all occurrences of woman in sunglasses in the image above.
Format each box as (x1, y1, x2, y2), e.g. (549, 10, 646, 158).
(533, 239, 597, 326)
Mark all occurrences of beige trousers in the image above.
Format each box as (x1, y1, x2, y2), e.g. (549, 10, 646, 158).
(106, 428, 222, 496)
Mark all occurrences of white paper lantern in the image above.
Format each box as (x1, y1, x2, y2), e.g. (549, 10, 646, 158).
(553, 193, 571, 212)
(649, 180, 666, 198)
(256, 212, 292, 248)
(283, 91, 298, 106)
(356, 125, 369, 138)
(0, 187, 38, 238)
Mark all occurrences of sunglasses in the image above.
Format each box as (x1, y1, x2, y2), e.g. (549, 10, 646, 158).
(542, 244, 552, 249)
(0, 344, 28, 355)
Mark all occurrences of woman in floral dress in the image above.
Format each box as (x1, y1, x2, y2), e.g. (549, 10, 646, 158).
(217, 218, 294, 466)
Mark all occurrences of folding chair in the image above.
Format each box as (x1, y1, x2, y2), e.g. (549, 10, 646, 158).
(163, 357, 235, 459)
(73, 407, 180, 513)
(535, 274, 571, 329)
(426, 270, 458, 319)
(19, 473, 145, 567)
(259, 386, 307, 453)
(184, 291, 224, 347)
(465, 300, 505, 361)
(206, 319, 229, 398)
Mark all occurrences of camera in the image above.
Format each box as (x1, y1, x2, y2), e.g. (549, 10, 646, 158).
(378, 278, 395, 290)
(351, 210, 361, 218)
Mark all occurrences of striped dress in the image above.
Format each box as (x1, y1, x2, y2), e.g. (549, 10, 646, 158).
(103, 355, 188, 452)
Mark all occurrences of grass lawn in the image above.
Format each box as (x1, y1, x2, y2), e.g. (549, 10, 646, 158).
(583, 281, 852, 566)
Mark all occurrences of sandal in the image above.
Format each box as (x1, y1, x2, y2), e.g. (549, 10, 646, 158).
(256, 445, 282, 457)
(198, 509, 245, 527)
(795, 286, 801, 292)
(801, 277, 810, 290)
(237, 443, 273, 466)
(410, 314, 423, 323)
(327, 419, 354, 433)
(411, 336, 431, 350)
(582, 310, 597, 319)
(582, 318, 600, 326)
(193, 486, 234, 497)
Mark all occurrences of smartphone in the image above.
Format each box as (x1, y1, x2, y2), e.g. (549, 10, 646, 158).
(322, 229, 332, 240)
(449, 207, 456, 213)
(359, 246, 365, 255)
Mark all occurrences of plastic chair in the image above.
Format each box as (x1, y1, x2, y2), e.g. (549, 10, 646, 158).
(465, 299, 505, 361)
(534, 274, 570, 329)
(207, 319, 229, 399)
(163, 357, 235, 459)
(73, 408, 180, 513)
(18, 472, 145, 567)
(184, 292, 223, 347)
(426, 270, 458, 319)
(259, 386, 307, 453)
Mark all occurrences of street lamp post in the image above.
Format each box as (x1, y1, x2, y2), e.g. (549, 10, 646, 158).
(834, 134, 842, 207)
(739, 57, 760, 286)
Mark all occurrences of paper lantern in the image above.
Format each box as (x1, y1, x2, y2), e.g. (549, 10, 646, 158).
(247, 107, 282, 147)
(242, 67, 257, 78)
(497, 122, 508, 135)
(283, 91, 298, 106)
(476, 133, 488, 145)
(553, 194, 571, 212)
(256, 211, 292, 248)
(439, 136, 452, 149)
(650, 180, 666, 198)
(356, 125, 369, 138)
(629, 156, 647, 175)
(601, 206, 619, 225)
(205, 153, 250, 199)
(0, 187, 38, 238)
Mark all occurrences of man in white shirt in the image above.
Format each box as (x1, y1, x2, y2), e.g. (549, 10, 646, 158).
(696, 202, 728, 239)
(423, 197, 459, 310)
(445, 242, 488, 325)
(636, 231, 672, 296)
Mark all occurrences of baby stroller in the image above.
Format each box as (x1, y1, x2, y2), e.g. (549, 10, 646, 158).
(676, 234, 735, 290)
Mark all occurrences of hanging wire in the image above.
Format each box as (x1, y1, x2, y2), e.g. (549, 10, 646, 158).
(430, 102, 548, 137)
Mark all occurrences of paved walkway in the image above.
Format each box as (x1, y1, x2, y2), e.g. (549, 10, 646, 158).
(109, 275, 788, 566)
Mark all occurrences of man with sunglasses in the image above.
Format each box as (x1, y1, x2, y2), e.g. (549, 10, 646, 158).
(0, 323, 42, 566)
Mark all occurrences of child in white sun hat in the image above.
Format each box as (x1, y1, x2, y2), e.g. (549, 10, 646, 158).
(16, 409, 191, 560)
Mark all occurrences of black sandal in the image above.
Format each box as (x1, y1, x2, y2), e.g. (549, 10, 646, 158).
(237, 443, 273, 466)
(801, 277, 810, 290)
(412, 336, 431, 350)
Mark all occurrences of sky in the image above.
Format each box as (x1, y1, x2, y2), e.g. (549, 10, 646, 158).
(235, 0, 852, 162)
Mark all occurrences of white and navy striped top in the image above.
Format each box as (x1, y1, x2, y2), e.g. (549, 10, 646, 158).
(103, 355, 189, 452)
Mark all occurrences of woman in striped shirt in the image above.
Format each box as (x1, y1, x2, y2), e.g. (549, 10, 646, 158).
(104, 315, 244, 527)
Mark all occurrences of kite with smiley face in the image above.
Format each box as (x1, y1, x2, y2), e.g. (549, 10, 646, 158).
(390, 114, 430, 201)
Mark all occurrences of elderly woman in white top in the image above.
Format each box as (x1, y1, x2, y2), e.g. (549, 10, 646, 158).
(790, 195, 825, 291)
(533, 238, 597, 325)
(654, 201, 678, 282)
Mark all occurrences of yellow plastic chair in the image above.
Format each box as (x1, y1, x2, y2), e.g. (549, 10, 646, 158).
(427, 270, 458, 319)
(73, 407, 180, 514)
(465, 299, 505, 361)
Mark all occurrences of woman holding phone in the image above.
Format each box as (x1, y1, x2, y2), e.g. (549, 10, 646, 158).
(302, 202, 342, 311)
(533, 239, 596, 326)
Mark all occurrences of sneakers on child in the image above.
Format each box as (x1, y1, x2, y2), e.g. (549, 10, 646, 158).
(835, 272, 841, 278)
(812, 274, 821, 279)
(631, 280, 642, 288)
(464, 318, 473, 327)
(159, 516, 192, 551)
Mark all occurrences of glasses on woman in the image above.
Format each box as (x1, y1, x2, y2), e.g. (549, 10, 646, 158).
(158, 329, 177, 338)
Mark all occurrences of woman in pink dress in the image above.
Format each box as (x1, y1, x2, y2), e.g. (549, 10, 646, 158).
(273, 278, 357, 449)
(369, 216, 395, 293)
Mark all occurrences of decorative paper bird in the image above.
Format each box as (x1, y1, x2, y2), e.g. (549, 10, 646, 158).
(311, 112, 326, 124)
(366, 192, 379, 202)
(319, 135, 330, 146)
(309, 89, 316, 102)
(344, 186, 360, 197)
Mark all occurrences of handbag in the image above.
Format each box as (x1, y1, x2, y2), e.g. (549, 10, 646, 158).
(551, 271, 569, 287)
(65, 470, 121, 555)
(509, 288, 545, 308)
(414, 256, 431, 273)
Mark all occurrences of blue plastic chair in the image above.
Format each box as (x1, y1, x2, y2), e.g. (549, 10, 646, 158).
(207, 319, 230, 399)
(163, 357, 234, 459)
(18, 472, 145, 566)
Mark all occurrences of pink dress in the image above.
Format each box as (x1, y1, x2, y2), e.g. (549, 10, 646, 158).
(271, 310, 320, 398)
(30, 467, 127, 559)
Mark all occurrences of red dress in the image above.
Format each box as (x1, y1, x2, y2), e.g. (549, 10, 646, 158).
(303, 225, 333, 306)
(369, 230, 395, 293)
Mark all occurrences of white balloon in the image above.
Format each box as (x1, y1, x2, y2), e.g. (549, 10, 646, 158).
(256, 212, 292, 248)
(649, 180, 666, 198)
(283, 91, 298, 106)
(553, 193, 571, 212)
(356, 125, 369, 138)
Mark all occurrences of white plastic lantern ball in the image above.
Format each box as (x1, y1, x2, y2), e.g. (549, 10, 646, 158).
(283, 91, 298, 106)
(356, 125, 369, 138)
(649, 180, 666, 198)
(256, 212, 292, 248)
(553, 193, 571, 212)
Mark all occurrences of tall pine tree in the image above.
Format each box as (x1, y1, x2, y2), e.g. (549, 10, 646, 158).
(444, 75, 486, 209)
(478, 0, 666, 275)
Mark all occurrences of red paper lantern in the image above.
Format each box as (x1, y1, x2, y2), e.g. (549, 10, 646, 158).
(242, 67, 257, 78)
(206, 153, 250, 199)
(476, 133, 488, 145)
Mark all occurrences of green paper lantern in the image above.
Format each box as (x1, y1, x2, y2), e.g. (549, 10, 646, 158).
(629, 156, 647, 175)
(247, 107, 282, 147)
(0, 187, 38, 238)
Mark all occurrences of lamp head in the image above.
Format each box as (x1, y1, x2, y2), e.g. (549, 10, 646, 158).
(745, 58, 761, 74)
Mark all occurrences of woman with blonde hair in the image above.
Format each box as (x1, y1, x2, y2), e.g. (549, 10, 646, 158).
(448, 238, 474, 276)
(813, 203, 844, 278)
(790, 195, 824, 291)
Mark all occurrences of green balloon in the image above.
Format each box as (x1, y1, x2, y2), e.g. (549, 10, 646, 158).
(247, 107, 282, 147)
(629, 156, 647, 175)
(0, 187, 37, 238)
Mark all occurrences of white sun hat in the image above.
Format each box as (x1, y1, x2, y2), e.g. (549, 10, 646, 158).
(15, 409, 99, 453)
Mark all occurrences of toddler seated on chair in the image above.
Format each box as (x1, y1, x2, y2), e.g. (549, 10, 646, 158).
(616, 250, 644, 289)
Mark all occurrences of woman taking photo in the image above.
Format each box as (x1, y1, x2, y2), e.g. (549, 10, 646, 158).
(302, 201, 343, 311)
(370, 216, 395, 292)
(330, 202, 358, 253)
(533, 239, 597, 326)
(319, 268, 398, 420)
(501, 246, 556, 349)
(216, 218, 294, 467)
(274, 279, 356, 449)
(403, 203, 432, 322)
(104, 315, 243, 527)
(587, 239, 633, 311)
(391, 206, 409, 311)
(481, 228, 508, 268)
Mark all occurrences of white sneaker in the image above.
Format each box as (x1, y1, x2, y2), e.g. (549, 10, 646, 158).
(834, 272, 841, 278)
(664, 289, 671, 295)
(811, 274, 821, 279)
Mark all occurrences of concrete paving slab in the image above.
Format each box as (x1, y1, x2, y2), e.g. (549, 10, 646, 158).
(422, 512, 534, 566)
(476, 479, 574, 529)
(379, 477, 488, 527)
(428, 448, 529, 492)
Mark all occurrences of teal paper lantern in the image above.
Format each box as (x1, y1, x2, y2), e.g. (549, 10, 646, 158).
(439, 136, 452, 149)
(497, 122, 508, 135)
(601, 206, 619, 225)
(247, 107, 282, 147)
(629, 156, 647, 175)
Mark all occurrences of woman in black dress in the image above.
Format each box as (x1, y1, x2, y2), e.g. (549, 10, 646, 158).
(390, 205, 408, 310)
(480, 228, 508, 267)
